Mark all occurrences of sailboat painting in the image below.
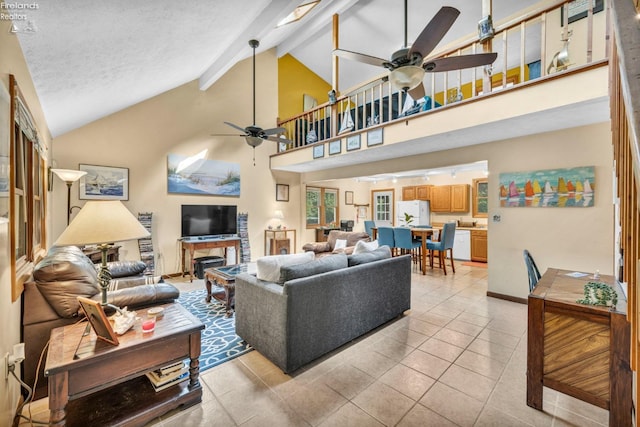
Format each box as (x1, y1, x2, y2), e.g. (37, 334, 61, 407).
(499, 166, 595, 207)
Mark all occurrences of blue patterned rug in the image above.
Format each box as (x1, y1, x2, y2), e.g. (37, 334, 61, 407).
(177, 289, 252, 372)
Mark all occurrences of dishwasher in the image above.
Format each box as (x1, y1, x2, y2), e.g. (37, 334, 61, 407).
(453, 230, 471, 261)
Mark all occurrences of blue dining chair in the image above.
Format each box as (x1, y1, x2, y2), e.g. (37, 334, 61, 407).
(364, 220, 375, 238)
(427, 222, 456, 275)
(393, 227, 421, 265)
(377, 227, 396, 255)
(523, 249, 541, 292)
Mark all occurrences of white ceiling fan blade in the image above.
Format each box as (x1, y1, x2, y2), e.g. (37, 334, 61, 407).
(333, 48, 387, 68)
(224, 121, 248, 133)
(262, 127, 286, 136)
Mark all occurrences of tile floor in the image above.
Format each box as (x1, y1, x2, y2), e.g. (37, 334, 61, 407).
(20, 263, 610, 426)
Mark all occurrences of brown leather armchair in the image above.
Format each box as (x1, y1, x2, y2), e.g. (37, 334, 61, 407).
(21, 245, 180, 398)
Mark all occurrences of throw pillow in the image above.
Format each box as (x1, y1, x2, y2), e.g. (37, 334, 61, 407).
(256, 252, 315, 282)
(280, 253, 348, 283)
(353, 239, 379, 254)
(334, 239, 347, 250)
(348, 245, 392, 266)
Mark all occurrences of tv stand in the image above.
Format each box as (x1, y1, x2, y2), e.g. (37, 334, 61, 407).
(181, 237, 240, 282)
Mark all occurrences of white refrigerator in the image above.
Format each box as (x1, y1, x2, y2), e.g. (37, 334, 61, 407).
(396, 201, 430, 226)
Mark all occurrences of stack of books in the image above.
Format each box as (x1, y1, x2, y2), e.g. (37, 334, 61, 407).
(145, 360, 189, 392)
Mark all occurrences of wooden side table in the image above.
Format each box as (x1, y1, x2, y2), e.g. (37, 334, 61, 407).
(264, 229, 296, 255)
(82, 245, 120, 264)
(45, 303, 204, 427)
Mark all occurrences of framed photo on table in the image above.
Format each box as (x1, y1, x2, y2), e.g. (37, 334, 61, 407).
(77, 297, 119, 346)
(276, 184, 289, 202)
(79, 164, 129, 200)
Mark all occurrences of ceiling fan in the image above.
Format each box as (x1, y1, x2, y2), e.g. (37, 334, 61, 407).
(212, 39, 291, 160)
(333, 1, 498, 100)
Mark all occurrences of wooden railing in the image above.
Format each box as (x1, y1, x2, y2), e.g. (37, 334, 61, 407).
(610, 0, 640, 424)
(277, 0, 608, 151)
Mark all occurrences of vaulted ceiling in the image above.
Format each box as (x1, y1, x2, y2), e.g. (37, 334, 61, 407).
(14, 0, 537, 138)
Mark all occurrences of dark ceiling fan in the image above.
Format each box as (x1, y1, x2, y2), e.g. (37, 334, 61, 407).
(212, 39, 291, 161)
(333, 1, 498, 100)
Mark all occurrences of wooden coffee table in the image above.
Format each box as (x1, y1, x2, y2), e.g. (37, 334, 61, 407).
(204, 263, 256, 317)
(44, 303, 204, 427)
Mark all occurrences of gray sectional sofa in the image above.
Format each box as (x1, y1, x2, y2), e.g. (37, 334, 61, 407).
(234, 247, 411, 373)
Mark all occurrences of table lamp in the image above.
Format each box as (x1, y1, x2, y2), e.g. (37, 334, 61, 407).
(50, 168, 87, 224)
(273, 210, 284, 229)
(54, 200, 150, 308)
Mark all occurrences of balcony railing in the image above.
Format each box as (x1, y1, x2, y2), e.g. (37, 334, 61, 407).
(276, 0, 608, 152)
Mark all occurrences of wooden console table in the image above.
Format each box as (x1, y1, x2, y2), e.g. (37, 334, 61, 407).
(264, 229, 296, 255)
(180, 237, 240, 281)
(45, 303, 204, 427)
(527, 268, 631, 426)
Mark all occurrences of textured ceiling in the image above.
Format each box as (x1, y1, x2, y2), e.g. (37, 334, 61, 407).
(14, 0, 538, 137)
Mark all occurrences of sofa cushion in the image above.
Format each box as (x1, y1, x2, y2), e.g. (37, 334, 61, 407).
(327, 230, 370, 250)
(257, 252, 315, 283)
(353, 239, 379, 254)
(280, 253, 348, 283)
(102, 260, 147, 278)
(348, 245, 392, 266)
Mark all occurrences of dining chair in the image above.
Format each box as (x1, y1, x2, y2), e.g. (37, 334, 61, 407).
(393, 227, 421, 265)
(377, 227, 396, 255)
(426, 222, 456, 275)
(364, 220, 375, 238)
(523, 249, 542, 292)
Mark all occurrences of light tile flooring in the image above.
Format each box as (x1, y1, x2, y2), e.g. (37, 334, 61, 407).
(21, 263, 610, 426)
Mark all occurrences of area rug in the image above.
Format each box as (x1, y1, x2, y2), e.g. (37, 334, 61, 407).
(461, 261, 488, 268)
(177, 289, 252, 372)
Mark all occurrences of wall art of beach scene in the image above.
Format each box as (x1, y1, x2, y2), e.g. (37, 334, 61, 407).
(499, 166, 595, 207)
(167, 153, 240, 196)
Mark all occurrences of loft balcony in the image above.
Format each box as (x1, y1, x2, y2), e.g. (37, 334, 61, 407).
(271, 0, 609, 174)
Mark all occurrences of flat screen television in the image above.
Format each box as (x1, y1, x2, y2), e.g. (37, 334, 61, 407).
(181, 205, 237, 239)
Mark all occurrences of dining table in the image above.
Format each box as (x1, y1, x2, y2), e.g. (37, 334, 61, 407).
(370, 227, 434, 275)
(527, 268, 631, 426)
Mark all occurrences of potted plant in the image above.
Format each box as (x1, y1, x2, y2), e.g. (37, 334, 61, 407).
(403, 213, 414, 226)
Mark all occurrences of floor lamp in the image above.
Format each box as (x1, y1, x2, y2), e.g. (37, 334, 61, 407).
(50, 168, 87, 224)
(54, 200, 150, 308)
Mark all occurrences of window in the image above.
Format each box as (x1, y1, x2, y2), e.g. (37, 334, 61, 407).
(306, 186, 339, 228)
(9, 75, 47, 301)
(473, 178, 488, 218)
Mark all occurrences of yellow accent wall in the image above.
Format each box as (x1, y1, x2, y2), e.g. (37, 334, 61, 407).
(278, 54, 331, 121)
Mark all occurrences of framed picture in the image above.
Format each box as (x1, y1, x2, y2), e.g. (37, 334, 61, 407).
(328, 140, 341, 155)
(79, 164, 129, 200)
(313, 143, 325, 159)
(346, 134, 361, 151)
(77, 297, 119, 346)
(367, 128, 383, 147)
(561, 0, 603, 24)
(167, 154, 240, 196)
(276, 184, 289, 202)
(345, 191, 354, 205)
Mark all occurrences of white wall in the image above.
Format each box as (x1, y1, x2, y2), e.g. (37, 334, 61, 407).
(302, 122, 613, 300)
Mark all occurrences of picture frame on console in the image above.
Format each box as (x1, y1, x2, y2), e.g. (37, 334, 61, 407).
(79, 164, 129, 200)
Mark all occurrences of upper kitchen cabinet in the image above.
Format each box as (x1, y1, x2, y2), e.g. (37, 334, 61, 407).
(402, 185, 432, 201)
(431, 184, 469, 213)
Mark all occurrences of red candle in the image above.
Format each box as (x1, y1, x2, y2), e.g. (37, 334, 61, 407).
(142, 318, 155, 332)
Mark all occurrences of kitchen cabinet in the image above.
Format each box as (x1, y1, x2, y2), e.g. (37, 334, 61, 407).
(430, 186, 452, 212)
(431, 184, 469, 213)
(416, 185, 431, 201)
(471, 229, 488, 262)
(402, 186, 416, 200)
(402, 185, 431, 201)
(451, 184, 470, 212)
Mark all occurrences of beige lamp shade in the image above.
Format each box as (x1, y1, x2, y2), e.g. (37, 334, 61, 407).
(51, 168, 87, 183)
(55, 200, 149, 246)
(273, 210, 285, 220)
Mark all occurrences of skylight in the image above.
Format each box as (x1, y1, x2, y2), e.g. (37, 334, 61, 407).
(276, 1, 320, 27)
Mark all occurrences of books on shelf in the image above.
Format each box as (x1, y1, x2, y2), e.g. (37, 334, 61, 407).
(145, 360, 189, 392)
